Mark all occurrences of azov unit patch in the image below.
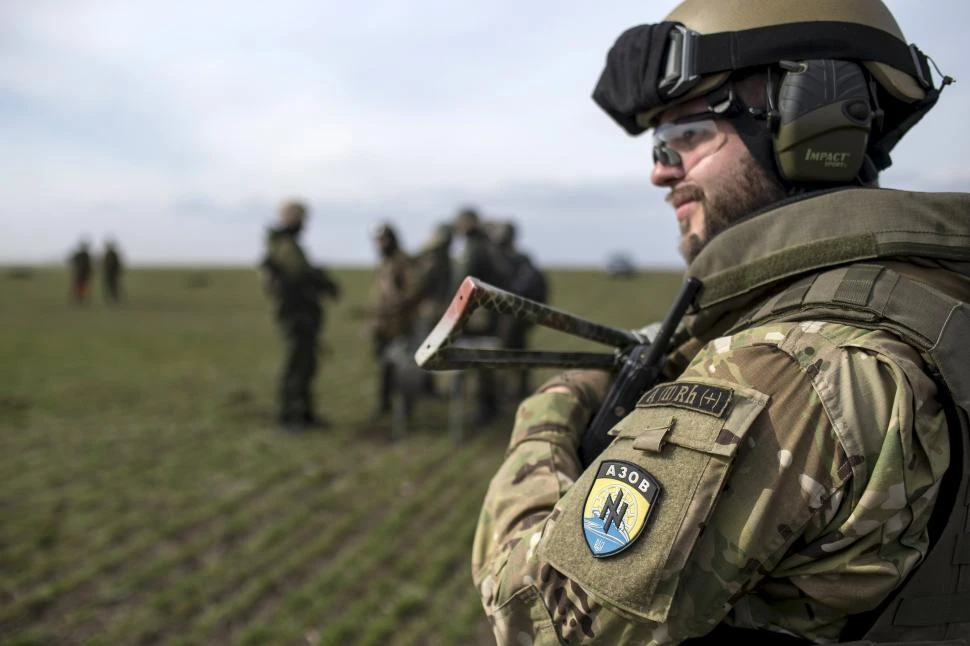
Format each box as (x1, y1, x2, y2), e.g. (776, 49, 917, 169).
(583, 460, 661, 558)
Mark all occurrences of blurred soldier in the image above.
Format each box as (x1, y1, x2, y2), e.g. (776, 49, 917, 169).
(101, 239, 124, 304)
(490, 221, 549, 399)
(413, 223, 453, 340)
(412, 223, 454, 397)
(453, 208, 510, 292)
(370, 222, 419, 419)
(452, 207, 510, 424)
(261, 200, 341, 432)
(68, 239, 93, 305)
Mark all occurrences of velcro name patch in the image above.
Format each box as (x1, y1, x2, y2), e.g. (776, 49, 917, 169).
(637, 382, 733, 418)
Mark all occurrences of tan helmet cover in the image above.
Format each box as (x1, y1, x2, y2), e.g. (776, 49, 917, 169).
(279, 200, 308, 226)
(454, 206, 481, 234)
(636, 0, 926, 129)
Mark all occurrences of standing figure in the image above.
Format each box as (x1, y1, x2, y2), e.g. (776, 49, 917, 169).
(473, 1, 969, 644)
(370, 222, 419, 420)
(261, 200, 341, 432)
(68, 239, 93, 305)
(412, 223, 454, 397)
(413, 223, 453, 341)
(490, 220, 548, 399)
(102, 239, 124, 304)
(452, 207, 511, 425)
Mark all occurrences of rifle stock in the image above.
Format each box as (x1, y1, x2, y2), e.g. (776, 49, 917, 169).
(578, 277, 702, 465)
(414, 275, 703, 466)
(414, 276, 640, 370)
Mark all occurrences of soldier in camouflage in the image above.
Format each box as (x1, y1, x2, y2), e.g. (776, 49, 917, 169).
(101, 239, 123, 304)
(261, 200, 340, 432)
(370, 222, 419, 419)
(413, 223, 453, 345)
(490, 221, 548, 400)
(453, 207, 511, 425)
(473, 1, 968, 644)
(68, 238, 93, 305)
(413, 223, 454, 398)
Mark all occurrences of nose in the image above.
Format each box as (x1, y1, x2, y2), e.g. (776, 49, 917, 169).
(651, 158, 684, 187)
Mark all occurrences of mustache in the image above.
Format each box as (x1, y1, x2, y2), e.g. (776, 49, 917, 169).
(665, 185, 705, 206)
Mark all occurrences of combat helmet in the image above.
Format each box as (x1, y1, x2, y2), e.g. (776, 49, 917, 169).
(592, 0, 953, 184)
(372, 221, 399, 243)
(491, 221, 517, 248)
(279, 200, 308, 227)
(454, 206, 482, 235)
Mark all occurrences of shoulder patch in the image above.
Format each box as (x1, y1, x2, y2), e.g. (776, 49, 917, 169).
(583, 460, 661, 557)
(637, 381, 733, 418)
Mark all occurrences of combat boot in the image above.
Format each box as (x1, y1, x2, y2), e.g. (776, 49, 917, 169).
(302, 412, 332, 430)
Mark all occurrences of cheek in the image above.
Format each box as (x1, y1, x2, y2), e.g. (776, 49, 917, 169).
(683, 139, 746, 203)
(685, 135, 744, 176)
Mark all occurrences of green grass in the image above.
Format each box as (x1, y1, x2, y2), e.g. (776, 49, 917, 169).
(0, 265, 682, 645)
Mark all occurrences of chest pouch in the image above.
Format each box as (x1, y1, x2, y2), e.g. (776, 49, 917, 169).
(539, 380, 768, 623)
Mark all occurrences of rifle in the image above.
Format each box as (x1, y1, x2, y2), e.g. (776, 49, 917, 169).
(414, 275, 702, 466)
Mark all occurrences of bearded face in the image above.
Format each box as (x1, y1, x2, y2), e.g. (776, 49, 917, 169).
(673, 152, 786, 263)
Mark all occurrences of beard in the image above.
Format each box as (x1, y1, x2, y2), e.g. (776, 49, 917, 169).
(676, 154, 786, 264)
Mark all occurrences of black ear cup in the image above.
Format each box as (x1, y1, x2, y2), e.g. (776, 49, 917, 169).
(773, 60, 873, 183)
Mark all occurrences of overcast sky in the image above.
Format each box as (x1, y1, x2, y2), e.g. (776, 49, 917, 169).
(2, 1, 968, 268)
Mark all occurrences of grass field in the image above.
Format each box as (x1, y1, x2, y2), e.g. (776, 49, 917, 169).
(0, 265, 683, 646)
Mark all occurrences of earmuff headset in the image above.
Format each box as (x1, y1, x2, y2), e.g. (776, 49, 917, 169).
(769, 59, 878, 184)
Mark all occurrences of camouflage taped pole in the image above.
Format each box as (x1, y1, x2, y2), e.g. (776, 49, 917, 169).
(414, 276, 640, 370)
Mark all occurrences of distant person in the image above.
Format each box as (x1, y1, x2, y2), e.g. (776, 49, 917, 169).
(101, 239, 124, 304)
(413, 223, 453, 339)
(412, 223, 454, 397)
(489, 220, 548, 399)
(68, 239, 93, 305)
(370, 222, 419, 420)
(260, 200, 341, 432)
(452, 207, 510, 425)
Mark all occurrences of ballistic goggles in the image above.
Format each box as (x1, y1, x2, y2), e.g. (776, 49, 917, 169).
(592, 21, 937, 137)
(652, 112, 726, 167)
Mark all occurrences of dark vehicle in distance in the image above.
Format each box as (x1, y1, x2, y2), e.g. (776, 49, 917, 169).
(605, 253, 637, 278)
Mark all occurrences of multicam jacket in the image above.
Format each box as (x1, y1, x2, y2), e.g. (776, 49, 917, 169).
(373, 248, 419, 344)
(473, 189, 970, 644)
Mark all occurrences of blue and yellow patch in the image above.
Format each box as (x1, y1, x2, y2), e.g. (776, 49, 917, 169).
(583, 460, 661, 558)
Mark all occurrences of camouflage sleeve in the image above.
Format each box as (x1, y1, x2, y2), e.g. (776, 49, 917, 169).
(473, 321, 949, 645)
(471, 390, 592, 645)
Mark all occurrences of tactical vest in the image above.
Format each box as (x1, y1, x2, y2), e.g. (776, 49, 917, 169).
(676, 189, 970, 644)
(722, 263, 970, 644)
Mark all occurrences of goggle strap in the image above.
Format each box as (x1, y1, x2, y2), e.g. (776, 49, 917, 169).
(689, 22, 934, 91)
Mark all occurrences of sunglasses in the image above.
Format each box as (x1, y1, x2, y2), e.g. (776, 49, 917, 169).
(652, 111, 727, 167)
